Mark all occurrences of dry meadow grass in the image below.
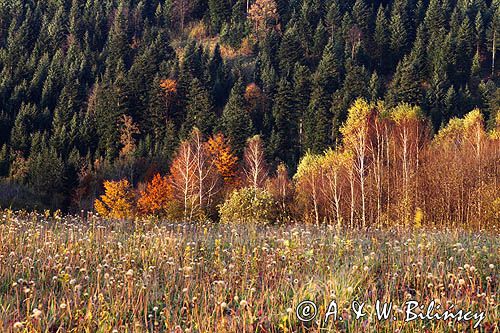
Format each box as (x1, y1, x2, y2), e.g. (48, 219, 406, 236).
(0, 210, 498, 332)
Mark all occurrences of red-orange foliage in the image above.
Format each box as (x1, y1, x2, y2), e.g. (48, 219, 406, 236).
(137, 173, 173, 216)
(160, 79, 177, 96)
(206, 133, 239, 188)
(244, 83, 263, 104)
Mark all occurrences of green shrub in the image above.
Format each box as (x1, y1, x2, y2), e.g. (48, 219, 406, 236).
(219, 187, 279, 225)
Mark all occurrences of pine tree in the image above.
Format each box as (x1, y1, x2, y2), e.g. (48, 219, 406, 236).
(293, 64, 311, 155)
(312, 20, 328, 63)
(455, 16, 475, 83)
(315, 41, 342, 94)
(10, 103, 37, 155)
(208, 44, 230, 107)
(107, 4, 130, 69)
(386, 55, 423, 107)
(408, 25, 427, 79)
(304, 79, 331, 154)
(426, 69, 451, 127)
(352, 0, 370, 37)
(374, 6, 389, 71)
(330, 62, 369, 142)
(0, 144, 9, 177)
(369, 71, 382, 102)
(390, 2, 409, 60)
(27, 144, 65, 207)
(222, 79, 254, 156)
(269, 78, 300, 169)
(278, 22, 304, 73)
(208, 0, 230, 34)
(181, 78, 216, 138)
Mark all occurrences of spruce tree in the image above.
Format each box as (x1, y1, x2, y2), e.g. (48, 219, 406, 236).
(312, 20, 328, 63)
(315, 41, 342, 94)
(374, 6, 389, 71)
(269, 78, 299, 169)
(208, 0, 230, 34)
(386, 55, 423, 107)
(278, 22, 304, 74)
(181, 78, 216, 138)
(304, 76, 331, 154)
(222, 79, 253, 156)
(293, 64, 311, 155)
(369, 71, 382, 102)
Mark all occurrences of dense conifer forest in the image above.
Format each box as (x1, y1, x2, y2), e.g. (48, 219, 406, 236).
(0, 0, 498, 215)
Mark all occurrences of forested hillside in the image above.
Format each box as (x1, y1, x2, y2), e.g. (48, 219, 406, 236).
(0, 0, 498, 211)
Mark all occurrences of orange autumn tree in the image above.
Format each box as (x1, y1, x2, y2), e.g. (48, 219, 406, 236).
(137, 173, 174, 216)
(160, 79, 177, 99)
(94, 179, 135, 219)
(206, 133, 239, 188)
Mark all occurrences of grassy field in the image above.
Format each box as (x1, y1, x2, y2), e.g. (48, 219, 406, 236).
(0, 211, 498, 332)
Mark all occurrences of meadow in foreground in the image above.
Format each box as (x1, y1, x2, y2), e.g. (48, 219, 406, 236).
(0, 210, 498, 332)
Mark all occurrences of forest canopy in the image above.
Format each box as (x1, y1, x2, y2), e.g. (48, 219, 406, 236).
(0, 0, 498, 212)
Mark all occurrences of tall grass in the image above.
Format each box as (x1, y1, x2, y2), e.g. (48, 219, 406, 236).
(0, 210, 498, 332)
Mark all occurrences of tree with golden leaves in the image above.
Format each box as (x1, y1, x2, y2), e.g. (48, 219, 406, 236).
(266, 163, 294, 221)
(340, 98, 374, 228)
(294, 152, 323, 225)
(385, 104, 428, 225)
(94, 179, 135, 219)
(117, 114, 140, 182)
(137, 173, 173, 216)
(320, 149, 352, 227)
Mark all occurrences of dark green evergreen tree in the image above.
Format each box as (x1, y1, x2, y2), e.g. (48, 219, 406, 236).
(269, 78, 300, 169)
(221, 79, 253, 156)
(181, 78, 216, 138)
(386, 55, 423, 107)
(208, 0, 230, 34)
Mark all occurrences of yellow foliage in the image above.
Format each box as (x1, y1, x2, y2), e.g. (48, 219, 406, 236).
(94, 179, 135, 219)
(294, 151, 322, 182)
(340, 98, 374, 148)
(390, 103, 423, 123)
(435, 109, 485, 143)
(414, 207, 423, 229)
(321, 148, 353, 172)
(188, 21, 208, 40)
